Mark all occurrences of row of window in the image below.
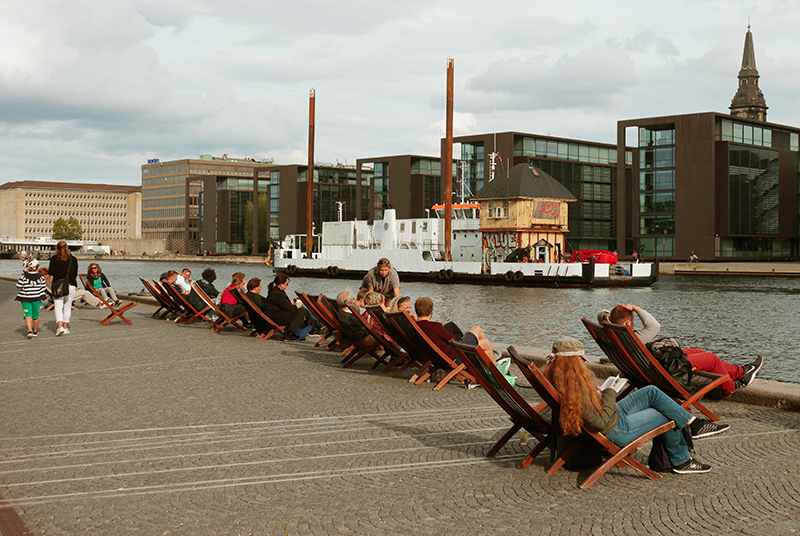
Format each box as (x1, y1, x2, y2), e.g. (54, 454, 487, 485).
(718, 120, 799, 151)
(142, 163, 188, 177)
(142, 208, 186, 219)
(514, 136, 629, 166)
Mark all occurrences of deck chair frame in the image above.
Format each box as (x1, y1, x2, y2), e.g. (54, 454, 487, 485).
(79, 273, 137, 326)
(450, 340, 550, 468)
(602, 322, 729, 421)
(140, 277, 178, 319)
(160, 277, 214, 325)
(294, 292, 341, 349)
(364, 305, 425, 377)
(191, 281, 247, 333)
(507, 346, 675, 489)
(233, 288, 285, 340)
(582, 318, 645, 399)
(340, 305, 392, 368)
(385, 311, 475, 390)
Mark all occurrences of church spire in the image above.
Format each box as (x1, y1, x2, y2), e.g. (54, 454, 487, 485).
(730, 24, 768, 122)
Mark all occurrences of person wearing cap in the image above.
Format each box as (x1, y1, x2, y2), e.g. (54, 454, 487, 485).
(16, 258, 46, 338)
(606, 303, 763, 395)
(360, 258, 400, 307)
(544, 337, 725, 474)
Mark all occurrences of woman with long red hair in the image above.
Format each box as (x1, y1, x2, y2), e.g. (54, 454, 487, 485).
(544, 337, 722, 474)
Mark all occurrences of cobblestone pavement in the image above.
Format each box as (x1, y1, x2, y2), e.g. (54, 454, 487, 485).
(1, 281, 799, 535)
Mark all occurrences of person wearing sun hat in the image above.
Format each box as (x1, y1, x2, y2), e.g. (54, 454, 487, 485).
(543, 337, 726, 474)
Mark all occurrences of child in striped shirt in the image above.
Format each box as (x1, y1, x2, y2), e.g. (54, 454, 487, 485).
(16, 258, 47, 339)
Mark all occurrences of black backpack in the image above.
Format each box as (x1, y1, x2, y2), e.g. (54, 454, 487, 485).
(646, 338, 694, 391)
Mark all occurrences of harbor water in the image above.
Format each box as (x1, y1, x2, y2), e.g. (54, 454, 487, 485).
(2, 258, 796, 384)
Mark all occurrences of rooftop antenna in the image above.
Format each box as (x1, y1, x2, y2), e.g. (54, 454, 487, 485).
(488, 82, 499, 182)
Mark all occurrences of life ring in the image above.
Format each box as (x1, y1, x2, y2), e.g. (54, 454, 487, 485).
(444, 269, 454, 280)
(438, 269, 447, 280)
(328, 265, 339, 277)
(504, 270, 514, 281)
(513, 270, 525, 282)
(287, 264, 297, 275)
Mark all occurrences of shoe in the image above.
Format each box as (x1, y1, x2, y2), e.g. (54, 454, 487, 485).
(27, 332, 34, 339)
(689, 418, 730, 439)
(98, 304, 107, 309)
(56, 327, 65, 336)
(283, 332, 300, 341)
(115, 301, 122, 307)
(738, 356, 763, 388)
(464, 379, 480, 390)
(63, 328, 70, 335)
(32, 331, 37, 337)
(672, 458, 712, 474)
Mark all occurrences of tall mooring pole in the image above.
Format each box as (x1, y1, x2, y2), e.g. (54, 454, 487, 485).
(306, 88, 315, 258)
(443, 58, 454, 262)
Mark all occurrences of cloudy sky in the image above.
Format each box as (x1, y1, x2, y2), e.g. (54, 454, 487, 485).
(2, 0, 799, 186)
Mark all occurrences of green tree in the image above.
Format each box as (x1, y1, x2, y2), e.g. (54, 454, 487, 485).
(52, 216, 82, 240)
(244, 193, 269, 254)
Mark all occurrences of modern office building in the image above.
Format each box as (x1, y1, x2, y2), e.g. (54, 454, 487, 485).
(443, 132, 631, 252)
(355, 155, 443, 221)
(616, 27, 799, 261)
(0, 180, 141, 242)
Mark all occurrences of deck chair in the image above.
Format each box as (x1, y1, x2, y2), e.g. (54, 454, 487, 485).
(140, 277, 177, 319)
(234, 288, 285, 340)
(191, 281, 247, 333)
(365, 305, 426, 377)
(450, 340, 551, 468)
(79, 274, 137, 326)
(385, 311, 475, 390)
(582, 318, 645, 399)
(340, 305, 392, 368)
(160, 277, 214, 325)
(602, 322, 729, 421)
(295, 292, 340, 349)
(507, 346, 675, 489)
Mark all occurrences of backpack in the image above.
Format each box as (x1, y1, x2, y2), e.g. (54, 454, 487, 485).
(646, 337, 693, 391)
(648, 426, 694, 472)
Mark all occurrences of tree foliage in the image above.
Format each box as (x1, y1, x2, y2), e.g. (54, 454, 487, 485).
(52, 216, 82, 240)
(244, 193, 269, 254)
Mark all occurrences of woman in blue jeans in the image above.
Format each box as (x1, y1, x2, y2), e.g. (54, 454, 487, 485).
(544, 337, 728, 474)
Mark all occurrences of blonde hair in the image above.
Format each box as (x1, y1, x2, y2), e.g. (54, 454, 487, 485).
(364, 291, 383, 306)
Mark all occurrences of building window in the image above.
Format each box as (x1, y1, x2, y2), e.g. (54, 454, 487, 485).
(729, 146, 779, 235)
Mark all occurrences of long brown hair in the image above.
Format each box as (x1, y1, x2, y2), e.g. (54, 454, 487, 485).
(55, 240, 71, 262)
(544, 355, 602, 436)
(230, 272, 245, 287)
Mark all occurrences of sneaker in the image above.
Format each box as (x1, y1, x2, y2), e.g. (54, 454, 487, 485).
(98, 304, 107, 309)
(689, 418, 730, 439)
(63, 328, 70, 335)
(739, 356, 763, 388)
(115, 301, 122, 307)
(464, 379, 481, 390)
(27, 332, 34, 339)
(32, 331, 38, 337)
(56, 327, 65, 337)
(672, 458, 712, 474)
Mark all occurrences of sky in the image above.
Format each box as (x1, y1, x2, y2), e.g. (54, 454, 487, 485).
(2, 0, 800, 186)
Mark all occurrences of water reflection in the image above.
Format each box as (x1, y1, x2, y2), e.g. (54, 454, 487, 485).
(1, 259, 795, 383)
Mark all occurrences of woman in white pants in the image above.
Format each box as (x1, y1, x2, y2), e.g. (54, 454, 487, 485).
(48, 241, 78, 336)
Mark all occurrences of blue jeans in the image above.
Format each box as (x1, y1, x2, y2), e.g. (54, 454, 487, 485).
(606, 385, 692, 466)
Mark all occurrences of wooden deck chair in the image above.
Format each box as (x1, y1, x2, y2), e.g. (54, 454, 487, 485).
(340, 305, 392, 368)
(602, 322, 729, 421)
(507, 346, 675, 489)
(139, 277, 177, 319)
(385, 311, 475, 390)
(450, 340, 550, 468)
(318, 295, 361, 354)
(233, 288, 285, 340)
(295, 292, 340, 349)
(159, 277, 214, 325)
(582, 317, 644, 399)
(365, 305, 427, 377)
(79, 274, 137, 326)
(191, 281, 247, 333)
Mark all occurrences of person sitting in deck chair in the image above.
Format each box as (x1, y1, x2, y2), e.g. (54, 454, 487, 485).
(414, 297, 504, 367)
(336, 289, 376, 347)
(544, 337, 721, 474)
(601, 303, 763, 397)
(188, 268, 219, 313)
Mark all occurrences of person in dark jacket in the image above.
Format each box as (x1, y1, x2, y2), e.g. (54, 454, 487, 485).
(85, 263, 120, 306)
(188, 268, 219, 312)
(16, 258, 46, 338)
(49, 240, 78, 336)
(544, 337, 726, 474)
(249, 275, 316, 341)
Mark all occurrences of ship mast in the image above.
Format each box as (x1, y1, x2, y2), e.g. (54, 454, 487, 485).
(306, 88, 315, 258)
(443, 58, 454, 262)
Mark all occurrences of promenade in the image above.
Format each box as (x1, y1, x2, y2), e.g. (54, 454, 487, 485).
(1, 280, 799, 535)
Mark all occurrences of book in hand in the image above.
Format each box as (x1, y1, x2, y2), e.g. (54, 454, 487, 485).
(600, 375, 628, 393)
